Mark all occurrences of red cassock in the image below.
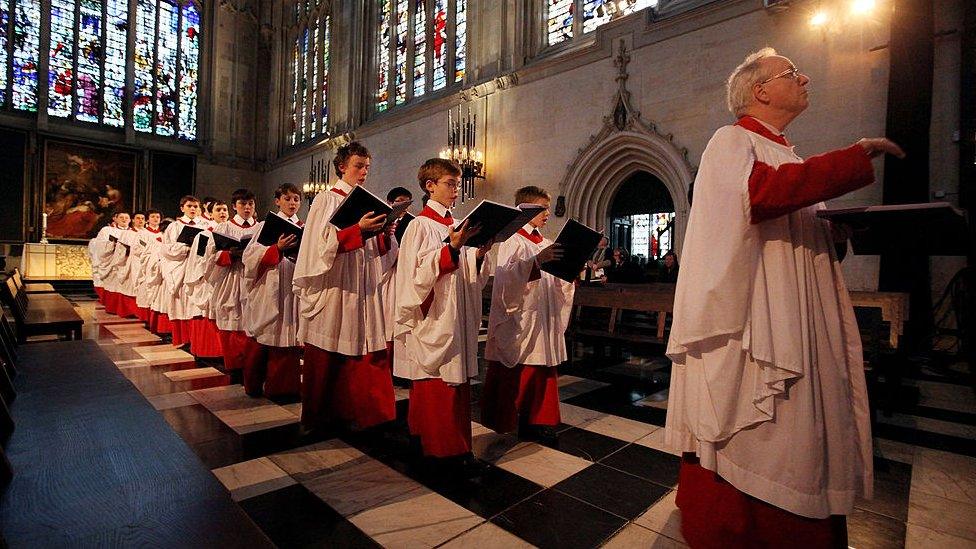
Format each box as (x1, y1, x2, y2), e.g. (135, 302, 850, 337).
(293, 181, 398, 430)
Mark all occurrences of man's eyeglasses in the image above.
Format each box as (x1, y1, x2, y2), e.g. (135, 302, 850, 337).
(760, 66, 801, 85)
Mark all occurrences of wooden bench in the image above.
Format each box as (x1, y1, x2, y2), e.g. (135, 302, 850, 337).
(9, 268, 56, 294)
(0, 334, 271, 546)
(1, 278, 83, 343)
(569, 283, 675, 358)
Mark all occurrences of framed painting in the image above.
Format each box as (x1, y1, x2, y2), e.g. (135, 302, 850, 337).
(42, 140, 137, 241)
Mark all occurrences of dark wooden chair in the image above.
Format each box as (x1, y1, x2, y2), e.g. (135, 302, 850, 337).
(855, 306, 903, 422)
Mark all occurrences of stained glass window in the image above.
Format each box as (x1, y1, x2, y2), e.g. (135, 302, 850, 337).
(289, 4, 332, 146)
(547, 0, 573, 46)
(375, 0, 391, 111)
(431, 0, 447, 91)
(0, 0, 200, 138)
(393, 0, 407, 104)
(454, 0, 465, 83)
(178, 2, 200, 140)
(321, 16, 330, 131)
(104, 0, 127, 127)
(411, 0, 425, 97)
(12, 0, 41, 111)
(134, 0, 156, 132)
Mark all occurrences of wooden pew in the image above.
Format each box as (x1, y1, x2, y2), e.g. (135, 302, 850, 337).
(10, 269, 56, 294)
(569, 283, 675, 358)
(1, 279, 83, 344)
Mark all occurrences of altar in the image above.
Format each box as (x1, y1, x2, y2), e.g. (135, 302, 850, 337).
(20, 243, 92, 280)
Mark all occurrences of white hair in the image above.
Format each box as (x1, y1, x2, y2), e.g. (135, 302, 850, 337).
(726, 47, 778, 117)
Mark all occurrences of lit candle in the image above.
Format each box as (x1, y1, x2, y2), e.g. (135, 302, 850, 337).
(42, 212, 47, 237)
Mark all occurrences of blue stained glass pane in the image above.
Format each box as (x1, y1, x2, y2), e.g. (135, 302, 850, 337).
(290, 37, 299, 144)
(47, 0, 75, 118)
(0, 5, 8, 106)
(134, 0, 156, 132)
(412, 0, 425, 97)
(13, 0, 41, 111)
(547, 0, 573, 45)
(76, 0, 103, 123)
(178, 1, 199, 140)
(376, 0, 391, 111)
(393, 0, 407, 104)
(321, 16, 329, 131)
(454, 0, 465, 83)
(153, 0, 179, 136)
(298, 27, 308, 140)
(309, 21, 318, 139)
(431, 0, 446, 91)
(104, 0, 128, 127)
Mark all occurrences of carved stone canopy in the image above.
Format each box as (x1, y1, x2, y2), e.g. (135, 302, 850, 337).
(558, 39, 695, 254)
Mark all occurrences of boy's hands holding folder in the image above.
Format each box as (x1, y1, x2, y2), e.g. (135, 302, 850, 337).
(536, 244, 564, 264)
(449, 219, 481, 251)
(358, 211, 387, 235)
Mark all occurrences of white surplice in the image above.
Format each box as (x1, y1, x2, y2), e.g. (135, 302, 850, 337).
(485, 224, 575, 368)
(293, 180, 398, 356)
(664, 123, 873, 519)
(135, 227, 165, 311)
(89, 224, 121, 291)
(242, 212, 303, 347)
(160, 216, 205, 321)
(392, 200, 491, 384)
(208, 215, 258, 332)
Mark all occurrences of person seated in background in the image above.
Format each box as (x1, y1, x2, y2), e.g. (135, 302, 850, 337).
(660, 250, 680, 283)
(604, 247, 644, 284)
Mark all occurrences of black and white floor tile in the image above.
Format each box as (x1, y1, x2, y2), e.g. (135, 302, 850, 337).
(76, 301, 976, 548)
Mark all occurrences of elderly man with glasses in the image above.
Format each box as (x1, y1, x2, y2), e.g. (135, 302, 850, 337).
(664, 48, 904, 547)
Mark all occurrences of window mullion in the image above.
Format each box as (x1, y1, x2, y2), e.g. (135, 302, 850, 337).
(405, 0, 414, 103)
(174, 1, 183, 137)
(424, 0, 432, 94)
(151, 0, 161, 134)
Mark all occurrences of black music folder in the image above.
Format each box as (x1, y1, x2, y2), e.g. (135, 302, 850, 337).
(176, 225, 204, 246)
(256, 212, 304, 261)
(443, 200, 541, 248)
(329, 186, 394, 230)
(816, 202, 969, 256)
(212, 232, 251, 251)
(540, 219, 603, 282)
(195, 233, 210, 257)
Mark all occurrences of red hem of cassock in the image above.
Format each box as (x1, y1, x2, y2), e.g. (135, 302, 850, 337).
(218, 330, 250, 370)
(103, 291, 120, 315)
(148, 310, 170, 334)
(170, 319, 192, 347)
(94, 286, 104, 303)
(116, 295, 139, 319)
(136, 306, 149, 322)
(189, 317, 224, 358)
(676, 455, 848, 549)
(481, 362, 560, 433)
(408, 379, 472, 458)
(301, 344, 396, 430)
(242, 339, 301, 398)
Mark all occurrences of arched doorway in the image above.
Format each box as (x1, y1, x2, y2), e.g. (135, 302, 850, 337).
(608, 172, 676, 265)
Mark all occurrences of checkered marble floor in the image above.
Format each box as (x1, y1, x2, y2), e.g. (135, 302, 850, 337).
(75, 301, 976, 548)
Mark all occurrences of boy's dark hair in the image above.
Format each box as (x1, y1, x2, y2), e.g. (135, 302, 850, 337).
(275, 183, 302, 199)
(417, 158, 461, 197)
(387, 186, 413, 203)
(146, 209, 162, 218)
(514, 186, 550, 205)
(231, 188, 256, 204)
(179, 195, 200, 207)
(212, 200, 227, 209)
(132, 210, 146, 218)
(113, 211, 130, 218)
(202, 196, 218, 211)
(333, 141, 371, 178)
(159, 217, 175, 232)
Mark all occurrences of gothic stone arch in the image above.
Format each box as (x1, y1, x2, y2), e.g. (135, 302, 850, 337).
(558, 40, 695, 255)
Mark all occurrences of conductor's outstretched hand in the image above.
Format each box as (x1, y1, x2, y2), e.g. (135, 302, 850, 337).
(857, 138, 906, 159)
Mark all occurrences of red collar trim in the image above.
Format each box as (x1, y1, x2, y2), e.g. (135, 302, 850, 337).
(518, 228, 543, 244)
(229, 218, 254, 228)
(736, 116, 791, 147)
(419, 205, 453, 226)
(145, 226, 161, 234)
(330, 187, 348, 197)
(178, 218, 195, 225)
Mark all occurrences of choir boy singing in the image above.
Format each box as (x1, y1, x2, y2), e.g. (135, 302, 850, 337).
(240, 184, 305, 401)
(293, 142, 398, 433)
(393, 158, 493, 469)
(483, 186, 574, 440)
